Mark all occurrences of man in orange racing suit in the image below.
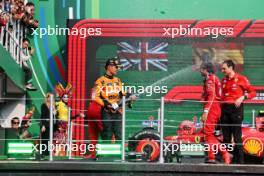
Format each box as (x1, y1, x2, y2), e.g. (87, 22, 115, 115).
(88, 58, 136, 155)
(200, 62, 231, 164)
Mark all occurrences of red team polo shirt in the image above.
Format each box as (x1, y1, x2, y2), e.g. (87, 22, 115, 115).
(221, 73, 256, 104)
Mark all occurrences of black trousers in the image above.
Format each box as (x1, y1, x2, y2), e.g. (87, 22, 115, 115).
(22, 65, 32, 84)
(101, 109, 122, 143)
(40, 127, 50, 156)
(221, 104, 244, 164)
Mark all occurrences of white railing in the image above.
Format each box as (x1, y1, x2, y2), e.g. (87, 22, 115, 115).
(0, 96, 259, 163)
(0, 2, 26, 67)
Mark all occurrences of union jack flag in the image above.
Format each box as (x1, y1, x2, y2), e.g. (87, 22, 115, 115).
(117, 41, 168, 71)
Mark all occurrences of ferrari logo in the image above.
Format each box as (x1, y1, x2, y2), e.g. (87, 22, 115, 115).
(195, 136, 200, 143)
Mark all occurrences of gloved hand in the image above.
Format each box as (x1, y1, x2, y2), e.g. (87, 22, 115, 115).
(79, 112, 85, 118)
(111, 103, 119, 110)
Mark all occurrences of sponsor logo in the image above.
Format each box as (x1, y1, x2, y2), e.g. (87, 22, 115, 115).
(243, 137, 263, 156)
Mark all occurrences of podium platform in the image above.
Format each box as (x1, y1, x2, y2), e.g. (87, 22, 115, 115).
(0, 160, 264, 176)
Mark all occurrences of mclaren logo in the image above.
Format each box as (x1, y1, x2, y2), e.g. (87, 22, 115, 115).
(243, 138, 263, 156)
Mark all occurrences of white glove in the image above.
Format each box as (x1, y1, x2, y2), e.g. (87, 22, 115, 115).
(111, 103, 119, 110)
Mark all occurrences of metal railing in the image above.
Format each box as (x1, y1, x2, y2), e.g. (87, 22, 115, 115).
(0, 96, 259, 163)
(0, 2, 26, 67)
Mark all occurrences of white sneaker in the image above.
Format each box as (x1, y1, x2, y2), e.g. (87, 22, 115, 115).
(25, 84, 37, 91)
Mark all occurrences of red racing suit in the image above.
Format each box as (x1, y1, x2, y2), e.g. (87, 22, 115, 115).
(202, 74, 229, 161)
(87, 87, 102, 158)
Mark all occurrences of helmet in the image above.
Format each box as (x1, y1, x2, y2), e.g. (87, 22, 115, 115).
(178, 120, 196, 135)
(105, 57, 122, 70)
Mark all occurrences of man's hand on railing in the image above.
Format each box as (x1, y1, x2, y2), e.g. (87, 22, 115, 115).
(41, 126, 46, 133)
(29, 47, 34, 55)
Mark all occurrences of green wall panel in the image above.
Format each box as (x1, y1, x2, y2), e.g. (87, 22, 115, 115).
(0, 46, 24, 88)
(99, 0, 264, 19)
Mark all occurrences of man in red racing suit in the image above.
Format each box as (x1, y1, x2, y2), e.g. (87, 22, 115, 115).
(86, 87, 103, 159)
(200, 62, 231, 164)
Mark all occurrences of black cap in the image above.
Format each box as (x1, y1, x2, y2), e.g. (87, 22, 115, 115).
(105, 58, 122, 70)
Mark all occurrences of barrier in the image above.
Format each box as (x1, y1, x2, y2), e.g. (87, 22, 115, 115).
(0, 96, 262, 165)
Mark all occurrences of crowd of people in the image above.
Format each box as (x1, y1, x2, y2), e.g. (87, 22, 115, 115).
(0, 0, 38, 90)
(0, 0, 38, 29)
(9, 86, 78, 158)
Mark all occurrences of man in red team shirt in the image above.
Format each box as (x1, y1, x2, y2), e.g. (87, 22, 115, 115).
(86, 87, 103, 160)
(200, 62, 230, 164)
(221, 60, 256, 164)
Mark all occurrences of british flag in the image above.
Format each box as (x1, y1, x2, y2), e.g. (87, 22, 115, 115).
(117, 41, 168, 71)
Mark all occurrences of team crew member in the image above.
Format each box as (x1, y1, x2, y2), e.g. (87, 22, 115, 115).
(200, 63, 230, 164)
(94, 58, 136, 143)
(86, 87, 103, 159)
(221, 60, 256, 164)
